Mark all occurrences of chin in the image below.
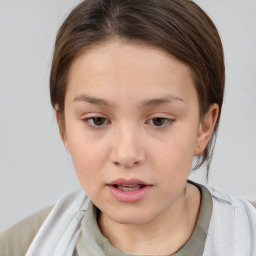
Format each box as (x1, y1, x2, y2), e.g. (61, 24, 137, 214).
(107, 208, 155, 225)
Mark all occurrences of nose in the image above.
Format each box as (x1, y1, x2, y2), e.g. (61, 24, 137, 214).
(110, 126, 146, 168)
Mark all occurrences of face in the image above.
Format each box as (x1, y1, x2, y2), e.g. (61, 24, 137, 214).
(61, 40, 213, 226)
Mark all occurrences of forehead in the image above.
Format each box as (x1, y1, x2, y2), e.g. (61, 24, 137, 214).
(69, 40, 192, 79)
(66, 40, 198, 107)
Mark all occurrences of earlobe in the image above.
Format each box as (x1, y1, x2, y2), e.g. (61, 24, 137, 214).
(55, 110, 70, 153)
(194, 104, 219, 156)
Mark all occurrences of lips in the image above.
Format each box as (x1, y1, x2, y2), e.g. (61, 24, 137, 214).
(108, 178, 152, 202)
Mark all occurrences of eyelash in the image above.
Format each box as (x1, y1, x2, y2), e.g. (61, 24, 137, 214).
(146, 117, 174, 128)
(82, 116, 174, 128)
(83, 117, 111, 127)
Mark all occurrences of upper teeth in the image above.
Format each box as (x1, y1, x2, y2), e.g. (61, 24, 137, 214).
(116, 184, 142, 191)
(121, 184, 139, 187)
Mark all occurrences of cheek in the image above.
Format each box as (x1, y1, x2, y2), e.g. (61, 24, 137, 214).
(155, 128, 197, 164)
(69, 142, 104, 173)
(68, 140, 106, 196)
(64, 123, 107, 177)
(150, 127, 198, 183)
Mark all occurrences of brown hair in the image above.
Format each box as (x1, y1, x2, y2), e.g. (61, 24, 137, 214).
(50, 0, 225, 177)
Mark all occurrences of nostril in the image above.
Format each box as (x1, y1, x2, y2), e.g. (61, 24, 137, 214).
(123, 161, 140, 168)
(113, 161, 121, 166)
(113, 160, 139, 167)
(130, 161, 140, 167)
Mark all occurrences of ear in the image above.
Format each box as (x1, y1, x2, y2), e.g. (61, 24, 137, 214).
(194, 103, 219, 156)
(55, 110, 70, 153)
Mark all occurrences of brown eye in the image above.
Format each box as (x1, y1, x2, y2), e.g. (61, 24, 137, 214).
(92, 117, 107, 126)
(152, 118, 168, 126)
(85, 117, 109, 127)
(148, 117, 173, 127)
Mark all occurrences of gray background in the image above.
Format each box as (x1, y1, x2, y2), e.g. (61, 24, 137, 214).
(0, 0, 255, 232)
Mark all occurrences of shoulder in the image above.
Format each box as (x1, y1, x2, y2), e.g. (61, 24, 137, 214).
(208, 187, 256, 226)
(25, 189, 89, 256)
(249, 201, 256, 208)
(0, 205, 53, 256)
(204, 187, 256, 255)
(0, 190, 88, 256)
(209, 187, 256, 215)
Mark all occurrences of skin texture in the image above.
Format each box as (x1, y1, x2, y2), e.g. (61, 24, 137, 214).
(57, 40, 219, 255)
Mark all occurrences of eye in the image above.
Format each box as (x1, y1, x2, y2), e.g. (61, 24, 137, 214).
(148, 117, 173, 127)
(84, 117, 110, 127)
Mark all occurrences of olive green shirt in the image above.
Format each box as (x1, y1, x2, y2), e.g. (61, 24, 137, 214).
(74, 182, 212, 256)
(0, 206, 53, 256)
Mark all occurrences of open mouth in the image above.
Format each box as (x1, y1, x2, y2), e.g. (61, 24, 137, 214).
(113, 184, 145, 191)
(109, 180, 151, 202)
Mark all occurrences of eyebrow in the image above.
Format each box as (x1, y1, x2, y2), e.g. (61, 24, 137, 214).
(73, 95, 110, 106)
(142, 95, 184, 107)
(73, 94, 184, 107)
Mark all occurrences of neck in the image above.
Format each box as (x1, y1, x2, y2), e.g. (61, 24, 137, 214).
(98, 183, 200, 255)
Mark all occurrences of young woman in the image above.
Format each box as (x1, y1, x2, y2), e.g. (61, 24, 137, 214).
(1, 0, 256, 255)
